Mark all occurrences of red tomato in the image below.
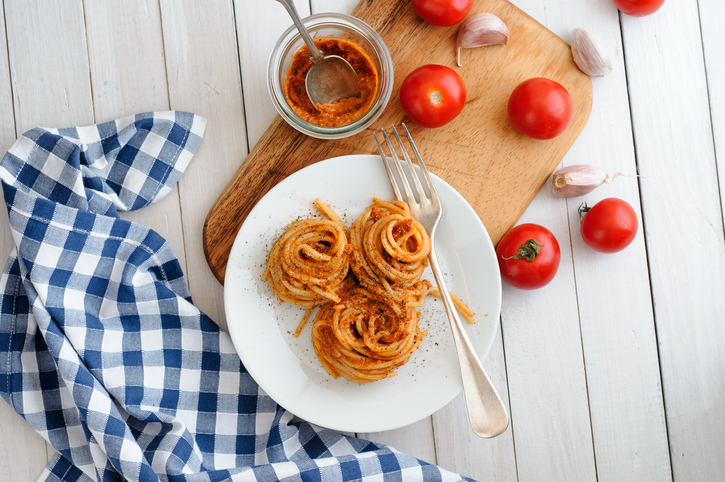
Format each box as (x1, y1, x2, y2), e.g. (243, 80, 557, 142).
(496, 223, 561, 290)
(400, 65, 466, 128)
(411, 0, 474, 27)
(612, 0, 665, 17)
(507, 78, 573, 140)
(579, 198, 638, 253)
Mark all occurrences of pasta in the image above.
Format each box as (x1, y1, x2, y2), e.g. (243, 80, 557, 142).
(263, 197, 475, 384)
(311, 286, 426, 383)
(349, 199, 432, 315)
(262, 200, 351, 307)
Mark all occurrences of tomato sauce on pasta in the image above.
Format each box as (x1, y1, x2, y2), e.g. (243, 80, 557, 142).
(262, 198, 474, 383)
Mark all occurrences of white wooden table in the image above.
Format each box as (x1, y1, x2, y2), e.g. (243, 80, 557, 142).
(1, 0, 723, 480)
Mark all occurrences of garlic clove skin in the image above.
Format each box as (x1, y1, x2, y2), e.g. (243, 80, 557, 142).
(552, 164, 611, 198)
(571, 28, 613, 77)
(457, 13, 509, 67)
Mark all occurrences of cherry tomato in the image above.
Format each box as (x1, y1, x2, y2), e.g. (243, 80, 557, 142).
(579, 198, 638, 253)
(411, 0, 474, 27)
(400, 64, 466, 128)
(507, 78, 573, 140)
(496, 223, 561, 290)
(612, 0, 665, 17)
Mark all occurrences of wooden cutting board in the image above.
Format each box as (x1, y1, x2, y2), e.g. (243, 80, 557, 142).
(203, 0, 592, 283)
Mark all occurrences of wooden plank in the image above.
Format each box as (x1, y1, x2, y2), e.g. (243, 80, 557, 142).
(620, 0, 725, 479)
(0, 0, 17, 266)
(516, 0, 673, 480)
(499, 189, 597, 482)
(3, 0, 95, 476)
(0, 5, 53, 476)
(360, 419, 437, 466)
(700, 1, 725, 223)
(234, 0, 310, 149)
(159, 0, 249, 327)
(488, 1, 593, 479)
(5, 0, 94, 131)
(433, 319, 517, 481)
(203, 0, 592, 283)
(312, 0, 359, 12)
(82, 0, 188, 275)
(0, 401, 50, 480)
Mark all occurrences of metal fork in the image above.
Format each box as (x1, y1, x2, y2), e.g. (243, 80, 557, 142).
(374, 124, 509, 438)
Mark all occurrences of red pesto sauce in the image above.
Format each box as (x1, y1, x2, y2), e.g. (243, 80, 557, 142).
(285, 37, 379, 127)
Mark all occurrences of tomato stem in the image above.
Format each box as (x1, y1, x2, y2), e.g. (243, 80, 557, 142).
(578, 202, 591, 221)
(502, 238, 543, 262)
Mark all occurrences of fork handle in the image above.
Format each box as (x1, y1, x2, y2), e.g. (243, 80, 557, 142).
(428, 248, 510, 438)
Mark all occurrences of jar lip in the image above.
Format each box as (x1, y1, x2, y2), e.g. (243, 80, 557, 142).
(268, 13, 394, 139)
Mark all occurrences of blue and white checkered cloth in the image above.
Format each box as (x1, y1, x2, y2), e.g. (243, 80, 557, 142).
(0, 112, 470, 481)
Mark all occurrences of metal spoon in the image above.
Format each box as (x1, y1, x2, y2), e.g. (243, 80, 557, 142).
(275, 0, 359, 107)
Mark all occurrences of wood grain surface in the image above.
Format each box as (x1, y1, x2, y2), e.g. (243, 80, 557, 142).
(203, 0, 592, 283)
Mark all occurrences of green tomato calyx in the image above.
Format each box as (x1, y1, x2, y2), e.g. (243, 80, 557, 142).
(578, 202, 591, 220)
(503, 238, 543, 262)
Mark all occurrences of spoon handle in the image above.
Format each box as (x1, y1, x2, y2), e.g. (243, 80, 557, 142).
(275, 0, 325, 63)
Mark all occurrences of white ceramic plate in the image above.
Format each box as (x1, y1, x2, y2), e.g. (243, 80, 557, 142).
(224, 154, 501, 433)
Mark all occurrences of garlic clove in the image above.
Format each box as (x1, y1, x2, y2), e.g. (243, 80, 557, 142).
(571, 28, 613, 77)
(552, 164, 612, 198)
(456, 13, 509, 67)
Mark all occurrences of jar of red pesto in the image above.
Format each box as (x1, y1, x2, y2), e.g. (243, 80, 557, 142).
(268, 13, 394, 139)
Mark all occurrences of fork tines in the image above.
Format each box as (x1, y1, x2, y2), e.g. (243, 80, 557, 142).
(373, 124, 437, 208)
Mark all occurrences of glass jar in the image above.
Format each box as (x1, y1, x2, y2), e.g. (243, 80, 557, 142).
(267, 13, 394, 140)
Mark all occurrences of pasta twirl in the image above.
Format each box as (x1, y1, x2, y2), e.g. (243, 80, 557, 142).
(312, 287, 426, 383)
(262, 197, 474, 384)
(262, 200, 351, 307)
(350, 198, 432, 315)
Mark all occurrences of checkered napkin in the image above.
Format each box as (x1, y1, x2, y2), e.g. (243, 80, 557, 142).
(0, 112, 470, 482)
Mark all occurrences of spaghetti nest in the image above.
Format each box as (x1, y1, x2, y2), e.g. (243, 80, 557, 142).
(262, 201, 350, 308)
(262, 197, 473, 384)
(350, 199, 432, 314)
(311, 286, 426, 383)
